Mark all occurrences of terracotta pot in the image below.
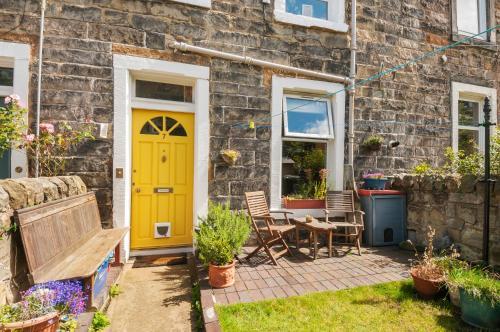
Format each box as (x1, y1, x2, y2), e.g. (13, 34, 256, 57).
(209, 261, 236, 288)
(410, 269, 444, 299)
(282, 199, 325, 209)
(1, 312, 59, 332)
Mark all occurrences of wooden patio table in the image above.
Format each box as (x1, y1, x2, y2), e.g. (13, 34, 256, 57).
(294, 217, 337, 260)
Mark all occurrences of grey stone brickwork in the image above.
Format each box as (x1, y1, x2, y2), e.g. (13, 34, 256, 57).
(0, 176, 87, 305)
(392, 174, 500, 267)
(0, 0, 497, 215)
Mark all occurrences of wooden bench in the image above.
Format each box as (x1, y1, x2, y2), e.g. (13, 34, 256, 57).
(15, 192, 128, 306)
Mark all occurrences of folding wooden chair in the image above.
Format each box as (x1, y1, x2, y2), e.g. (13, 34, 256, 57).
(244, 191, 295, 265)
(324, 190, 364, 255)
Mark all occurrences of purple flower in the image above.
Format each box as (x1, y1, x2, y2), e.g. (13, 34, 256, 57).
(25, 280, 87, 316)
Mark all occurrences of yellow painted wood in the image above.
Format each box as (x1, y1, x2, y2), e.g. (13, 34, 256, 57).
(131, 109, 194, 249)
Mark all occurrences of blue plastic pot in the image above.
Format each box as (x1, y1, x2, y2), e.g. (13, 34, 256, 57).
(459, 288, 500, 330)
(363, 178, 388, 190)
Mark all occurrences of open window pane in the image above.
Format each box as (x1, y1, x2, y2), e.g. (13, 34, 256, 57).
(458, 100, 479, 126)
(284, 96, 333, 138)
(136, 80, 193, 103)
(0, 67, 13, 87)
(458, 129, 479, 155)
(282, 141, 327, 199)
(286, 0, 328, 20)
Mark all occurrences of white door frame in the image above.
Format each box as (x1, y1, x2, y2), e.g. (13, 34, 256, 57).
(0, 41, 30, 178)
(113, 55, 210, 261)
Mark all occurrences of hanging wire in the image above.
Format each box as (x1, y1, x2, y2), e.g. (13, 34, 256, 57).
(231, 24, 499, 129)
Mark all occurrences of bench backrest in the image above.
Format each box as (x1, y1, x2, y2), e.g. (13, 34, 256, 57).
(15, 192, 102, 283)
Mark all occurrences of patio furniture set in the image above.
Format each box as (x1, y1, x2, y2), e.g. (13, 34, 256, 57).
(244, 190, 364, 264)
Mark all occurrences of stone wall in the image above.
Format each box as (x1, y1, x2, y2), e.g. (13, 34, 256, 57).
(354, 0, 500, 177)
(391, 174, 499, 267)
(0, 176, 86, 304)
(0, 0, 498, 213)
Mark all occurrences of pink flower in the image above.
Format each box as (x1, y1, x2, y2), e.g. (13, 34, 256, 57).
(25, 134, 35, 142)
(39, 123, 55, 134)
(9, 94, 20, 102)
(4, 96, 11, 104)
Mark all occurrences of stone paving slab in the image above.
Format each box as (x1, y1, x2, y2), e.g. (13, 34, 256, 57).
(203, 246, 412, 306)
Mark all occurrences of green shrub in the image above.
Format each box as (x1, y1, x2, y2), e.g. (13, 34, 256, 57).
(89, 311, 110, 332)
(108, 284, 121, 298)
(412, 162, 434, 176)
(452, 267, 500, 307)
(195, 202, 251, 266)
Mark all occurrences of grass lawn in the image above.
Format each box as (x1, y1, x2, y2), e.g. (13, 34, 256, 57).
(216, 280, 473, 332)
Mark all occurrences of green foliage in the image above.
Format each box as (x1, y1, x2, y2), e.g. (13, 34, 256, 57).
(108, 284, 121, 298)
(89, 311, 110, 332)
(191, 282, 203, 332)
(195, 202, 251, 266)
(362, 135, 383, 150)
(216, 280, 469, 331)
(452, 267, 500, 306)
(284, 142, 325, 177)
(412, 130, 500, 177)
(0, 96, 26, 157)
(59, 317, 78, 332)
(20, 121, 94, 177)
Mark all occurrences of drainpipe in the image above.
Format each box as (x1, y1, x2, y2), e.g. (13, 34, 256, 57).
(348, 0, 357, 166)
(168, 41, 350, 84)
(35, 0, 47, 178)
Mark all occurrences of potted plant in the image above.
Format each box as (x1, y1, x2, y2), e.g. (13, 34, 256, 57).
(282, 169, 328, 209)
(195, 202, 251, 288)
(410, 227, 445, 299)
(361, 135, 383, 152)
(435, 250, 468, 307)
(362, 172, 388, 190)
(453, 267, 500, 330)
(0, 280, 87, 331)
(220, 149, 240, 166)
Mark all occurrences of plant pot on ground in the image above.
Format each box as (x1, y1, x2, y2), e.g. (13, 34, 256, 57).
(0, 280, 86, 332)
(195, 202, 251, 288)
(435, 254, 469, 308)
(453, 267, 500, 330)
(410, 227, 445, 299)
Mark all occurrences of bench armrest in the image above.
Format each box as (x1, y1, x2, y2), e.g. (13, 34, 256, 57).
(270, 209, 294, 215)
(354, 210, 365, 215)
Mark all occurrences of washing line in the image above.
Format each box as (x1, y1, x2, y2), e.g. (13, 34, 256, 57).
(231, 24, 499, 129)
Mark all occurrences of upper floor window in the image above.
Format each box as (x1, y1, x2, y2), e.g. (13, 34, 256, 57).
(274, 0, 348, 32)
(451, 82, 497, 155)
(452, 0, 496, 43)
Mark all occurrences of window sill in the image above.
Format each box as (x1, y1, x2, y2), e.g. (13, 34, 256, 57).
(452, 33, 497, 51)
(171, 0, 211, 8)
(274, 10, 348, 32)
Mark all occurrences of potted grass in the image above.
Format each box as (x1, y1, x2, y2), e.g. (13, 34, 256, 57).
(410, 227, 445, 299)
(0, 280, 86, 332)
(453, 267, 500, 330)
(195, 202, 251, 288)
(435, 251, 468, 307)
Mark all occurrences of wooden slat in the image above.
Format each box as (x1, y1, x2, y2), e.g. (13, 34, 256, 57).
(15, 192, 128, 284)
(32, 228, 128, 283)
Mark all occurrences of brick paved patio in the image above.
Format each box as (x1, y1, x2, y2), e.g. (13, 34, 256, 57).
(201, 245, 412, 306)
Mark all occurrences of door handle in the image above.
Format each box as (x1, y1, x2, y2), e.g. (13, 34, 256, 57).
(135, 188, 141, 193)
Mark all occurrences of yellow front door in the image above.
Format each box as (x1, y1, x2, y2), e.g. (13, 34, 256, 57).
(131, 109, 194, 249)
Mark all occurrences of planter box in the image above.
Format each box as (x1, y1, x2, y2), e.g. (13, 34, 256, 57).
(282, 198, 325, 209)
(459, 288, 500, 330)
(363, 178, 388, 190)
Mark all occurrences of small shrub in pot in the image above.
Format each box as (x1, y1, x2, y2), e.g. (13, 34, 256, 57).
(195, 202, 251, 288)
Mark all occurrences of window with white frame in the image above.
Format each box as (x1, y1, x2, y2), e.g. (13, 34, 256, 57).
(170, 0, 210, 8)
(274, 0, 348, 32)
(451, 82, 497, 155)
(271, 76, 345, 211)
(452, 0, 496, 42)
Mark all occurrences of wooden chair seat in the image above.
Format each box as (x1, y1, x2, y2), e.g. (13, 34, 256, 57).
(258, 224, 295, 233)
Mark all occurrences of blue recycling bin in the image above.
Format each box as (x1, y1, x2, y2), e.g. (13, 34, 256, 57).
(359, 189, 406, 246)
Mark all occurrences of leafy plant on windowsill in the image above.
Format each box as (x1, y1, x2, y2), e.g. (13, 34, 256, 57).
(286, 169, 328, 200)
(0, 95, 26, 157)
(361, 135, 383, 152)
